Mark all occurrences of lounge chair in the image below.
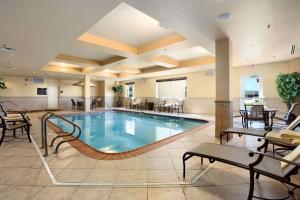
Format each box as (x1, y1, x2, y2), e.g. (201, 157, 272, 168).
(183, 143, 300, 200)
(220, 115, 300, 153)
(161, 99, 176, 113)
(0, 113, 32, 145)
(276, 103, 300, 125)
(125, 98, 133, 109)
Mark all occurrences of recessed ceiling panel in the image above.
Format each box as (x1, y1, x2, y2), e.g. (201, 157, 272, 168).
(87, 2, 175, 47)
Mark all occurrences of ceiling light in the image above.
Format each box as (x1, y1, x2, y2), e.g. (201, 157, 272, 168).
(0, 44, 18, 56)
(216, 12, 232, 22)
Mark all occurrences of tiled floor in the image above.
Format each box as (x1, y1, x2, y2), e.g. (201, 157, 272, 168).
(0, 110, 299, 200)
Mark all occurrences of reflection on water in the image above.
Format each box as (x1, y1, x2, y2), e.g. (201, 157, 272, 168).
(50, 111, 204, 153)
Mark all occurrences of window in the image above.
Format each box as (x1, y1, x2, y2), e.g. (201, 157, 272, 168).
(156, 77, 187, 98)
(125, 82, 135, 98)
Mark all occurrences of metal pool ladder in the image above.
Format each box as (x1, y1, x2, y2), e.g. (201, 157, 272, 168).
(40, 112, 82, 157)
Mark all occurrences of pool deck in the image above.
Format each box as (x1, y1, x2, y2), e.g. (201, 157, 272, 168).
(0, 109, 299, 200)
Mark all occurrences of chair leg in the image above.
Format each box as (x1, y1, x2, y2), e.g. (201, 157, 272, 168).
(247, 170, 255, 200)
(0, 128, 6, 146)
(26, 126, 32, 143)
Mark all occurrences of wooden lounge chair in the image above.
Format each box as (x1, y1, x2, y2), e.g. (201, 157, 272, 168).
(0, 113, 32, 145)
(137, 99, 148, 110)
(183, 143, 300, 200)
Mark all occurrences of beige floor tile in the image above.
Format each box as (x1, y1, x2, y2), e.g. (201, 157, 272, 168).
(120, 158, 147, 170)
(116, 170, 147, 183)
(168, 148, 188, 158)
(172, 157, 202, 170)
(67, 156, 97, 169)
(0, 156, 42, 168)
(0, 185, 42, 200)
(147, 158, 174, 169)
(15, 168, 52, 186)
(32, 186, 76, 200)
(109, 188, 147, 200)
(71, 187, 112, 200)
(0, 185, 9, 192)
(57, 169, 90, 182)
(148, 170, 179, 182)
(0, 168, 30, 185)
(167, 142, 186, 149)
(207, 168, 248, 185)
(217, 184, 250, 200)
(177, 170, 214, 186)
(94, 160, 123, 169)
(146, 147, 170, 158)
(85, 169, 119, 183)
(47, 156, 75, 169)
(254, 182, 299, 200)
(148, 187, 186, 200)
(183, 186, 224, 200)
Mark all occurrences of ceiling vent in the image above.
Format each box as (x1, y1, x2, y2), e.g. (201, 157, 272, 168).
(0, 44, 17, 55)
(291, 45, 296, 55)
(32, 77, 44, 84)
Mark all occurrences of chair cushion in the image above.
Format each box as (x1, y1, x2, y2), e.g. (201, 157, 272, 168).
(281, 145, 300, 169)
(265, 131, 293, 144)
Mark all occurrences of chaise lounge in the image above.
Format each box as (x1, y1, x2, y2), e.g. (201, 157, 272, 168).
(183, 143, 300, 200)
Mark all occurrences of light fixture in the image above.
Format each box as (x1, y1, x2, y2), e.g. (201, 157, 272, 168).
(216, 12, 232, 22)
(72, 81, 96, 87)
(0, 44, 18, 56)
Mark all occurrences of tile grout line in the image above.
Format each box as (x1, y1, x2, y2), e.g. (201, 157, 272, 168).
(30, 134, 213, 187)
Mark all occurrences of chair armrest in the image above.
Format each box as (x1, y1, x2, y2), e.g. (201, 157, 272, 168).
(249, 151, 300, 167)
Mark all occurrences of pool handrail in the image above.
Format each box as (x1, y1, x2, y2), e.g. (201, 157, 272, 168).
(40, 112, 82, 156)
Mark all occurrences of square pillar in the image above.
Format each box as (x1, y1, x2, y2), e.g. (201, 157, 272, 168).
(84, 75, 90, 112)
(215, 38, 233, 138)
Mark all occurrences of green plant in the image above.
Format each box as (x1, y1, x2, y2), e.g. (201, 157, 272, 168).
(112, 85, 123, 106)
(0, 78, 7, 89)
(276, 72, 300, 109)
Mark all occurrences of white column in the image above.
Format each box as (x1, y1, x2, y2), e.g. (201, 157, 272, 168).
(84, 75, 90, 112)
(215, 38, 233, 138)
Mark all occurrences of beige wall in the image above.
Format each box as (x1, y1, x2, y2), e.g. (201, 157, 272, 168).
(231, 61, 291, 98)
(122, 71, 215, 98)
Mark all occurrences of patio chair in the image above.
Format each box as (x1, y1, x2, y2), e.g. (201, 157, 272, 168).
(170, 100, 184, 114)
(131, 98, 142, 110)
(161, 99, 176, 113)
(244, 104, 266, 128)
(90, 98, 97, 110)
(125, 98, 133, 109)
(276, 103, 300, 125)
(0, 113, 32, 145)
(137, 99, 148, 110)
(183, 143, 300, 200)
(70, 99, 77, 110)
(153, 99, 165, 112)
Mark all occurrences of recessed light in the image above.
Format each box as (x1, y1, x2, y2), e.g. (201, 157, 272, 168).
(216, 12, 232, 22)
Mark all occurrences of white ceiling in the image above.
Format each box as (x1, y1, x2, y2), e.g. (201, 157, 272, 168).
(87, 2, 175, 47)
(62, 41, 114, 61)
(1, 0, 300, 78)
(166, 46, 212, 61)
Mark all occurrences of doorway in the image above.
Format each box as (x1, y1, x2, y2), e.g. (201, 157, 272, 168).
(47, 86, 58, 109)
(240, 75, 263, 109)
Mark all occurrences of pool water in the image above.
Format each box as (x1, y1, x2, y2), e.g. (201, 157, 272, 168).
(50, 111, 205, 153)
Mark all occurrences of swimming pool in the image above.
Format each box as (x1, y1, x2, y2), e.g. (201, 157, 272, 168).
(49, 111, 206, 154)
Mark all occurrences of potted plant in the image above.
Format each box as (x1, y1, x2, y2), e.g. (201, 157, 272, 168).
(112, 85, 123, 107)
(276, 72, 300, 109)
